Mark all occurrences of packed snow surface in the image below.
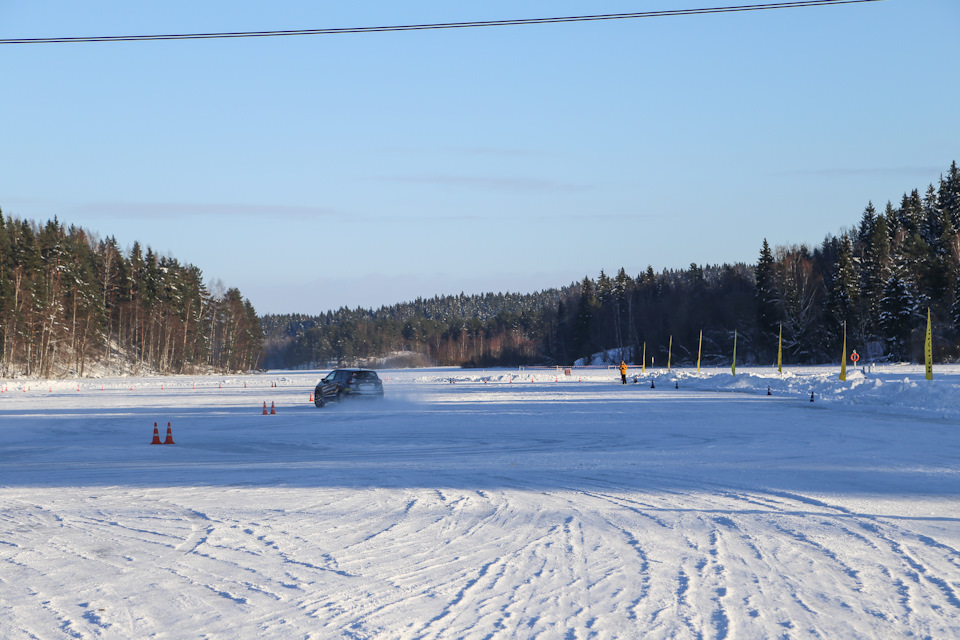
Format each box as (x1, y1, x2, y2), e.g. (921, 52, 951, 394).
(1, 365, 959, 638)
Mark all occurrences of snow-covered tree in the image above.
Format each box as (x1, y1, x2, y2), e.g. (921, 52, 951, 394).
(878, 264, 919, 361)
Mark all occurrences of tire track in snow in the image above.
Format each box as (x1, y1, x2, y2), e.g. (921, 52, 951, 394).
(880, 531, 960, 612)
(174, 509, 214, 555)
(416, 558, 505, 636)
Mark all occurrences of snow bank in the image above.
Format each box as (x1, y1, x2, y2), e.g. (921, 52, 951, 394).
(406, 363, 960, 420)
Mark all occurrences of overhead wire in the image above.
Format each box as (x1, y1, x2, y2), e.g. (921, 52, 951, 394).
(0, 0, 886, 45)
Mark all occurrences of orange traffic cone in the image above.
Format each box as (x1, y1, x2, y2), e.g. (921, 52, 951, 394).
(262, 402, 268, 415)
(151, 423, 162, 445)
(309, 392, 314, 403)
(270, 402, 276, 415)
(163, 422, 175, 445)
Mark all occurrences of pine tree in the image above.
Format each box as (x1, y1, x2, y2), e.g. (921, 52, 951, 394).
(878, 262, 918, 361)
(898, 189, 924, 235)
(940, 161, 960, 231)
(573, 277, 597, 361)
(755, 239, 779, 359)
(952, 275, 960, 336)
(921, 184, 942, 247)
(829, 235, 861, 343)
(0, 212, 11, 371)
(857, 202, 876, 252)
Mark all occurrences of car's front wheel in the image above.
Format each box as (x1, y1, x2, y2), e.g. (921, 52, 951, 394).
(314, 391, 326, 408)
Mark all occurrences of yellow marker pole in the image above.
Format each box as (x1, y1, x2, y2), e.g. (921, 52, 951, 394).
(839, 322, 847, 382)
(777, 323, 782, 375)
(697, 330, 702, 374)
(667, 336, 673, 372)
(642, 342, 646, 374)
(732, 330, 737, 376)
(925, 308, 933, 380)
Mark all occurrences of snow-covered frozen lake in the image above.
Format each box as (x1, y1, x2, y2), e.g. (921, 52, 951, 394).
(1, 365, 959, 638)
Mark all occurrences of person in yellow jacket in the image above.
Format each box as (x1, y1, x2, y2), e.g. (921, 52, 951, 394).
(619, 361, 628, 384)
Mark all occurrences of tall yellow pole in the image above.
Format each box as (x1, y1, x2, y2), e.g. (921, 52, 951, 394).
(732, 330, 737, 376)
(777, 323, 782, 374)
(925, 308, 933, 380)
(839, 322, 847, 382)
(667, 336, 672, 372)
(697, 330, 702, 374)
(642, 342, 646, 374)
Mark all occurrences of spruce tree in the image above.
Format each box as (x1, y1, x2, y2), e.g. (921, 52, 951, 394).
(920, 184, 942, 247)
(939, 210, 960, 319)
(573, 277, 597, 361)
(829, 235, 861, 342)
(952, 274, 960, 336)
(940, 161, 960, 230)
(857, 202, 876, 252)
(862, 212, 892, 336)
(755, 239, 779, 359)
(898, 189, 924, 235)
(0, 213, 10, 369)
(878, 262, 917, 361)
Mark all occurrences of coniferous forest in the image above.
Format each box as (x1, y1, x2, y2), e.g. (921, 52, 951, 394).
(0, 214, 263, 377)
(3, 161, 958, 376)
(263, 161, 960, 369)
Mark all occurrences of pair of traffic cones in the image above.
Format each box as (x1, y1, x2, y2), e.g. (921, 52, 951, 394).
(150, 422, 175, 445)
(262, 402, 276, 415)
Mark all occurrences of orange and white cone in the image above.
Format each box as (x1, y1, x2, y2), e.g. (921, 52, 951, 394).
(151, 423, 162, 445)
(270, 402, 276, 415)
(163, 422, 175, 445)
(262, 402, 268, 415)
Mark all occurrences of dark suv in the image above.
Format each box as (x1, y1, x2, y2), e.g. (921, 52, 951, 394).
(314, 368, 384, 407)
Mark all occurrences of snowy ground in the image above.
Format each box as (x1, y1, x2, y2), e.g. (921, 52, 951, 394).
(1, 365, 959, 639)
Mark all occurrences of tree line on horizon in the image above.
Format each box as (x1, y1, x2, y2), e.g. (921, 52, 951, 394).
(0, 213, 263, 378)
(263, 160, 960, 369)
(4, 160, 957, 377)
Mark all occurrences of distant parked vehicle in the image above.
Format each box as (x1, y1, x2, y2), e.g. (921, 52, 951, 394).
(314, 368, 384, 407)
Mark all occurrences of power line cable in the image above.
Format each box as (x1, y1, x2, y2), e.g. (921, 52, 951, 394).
(0, 0, 885, 45)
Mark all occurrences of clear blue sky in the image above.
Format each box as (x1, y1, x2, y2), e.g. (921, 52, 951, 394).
(1, 1, 957, 315)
